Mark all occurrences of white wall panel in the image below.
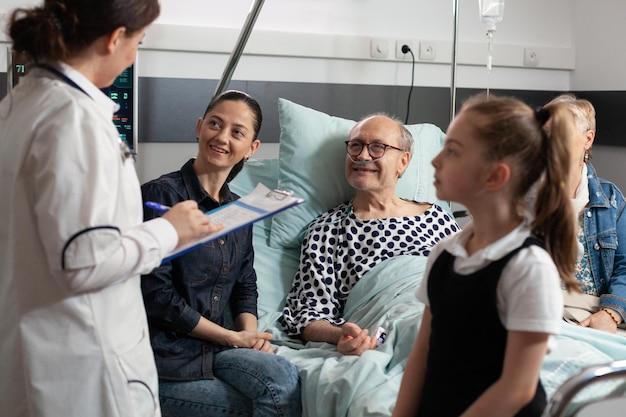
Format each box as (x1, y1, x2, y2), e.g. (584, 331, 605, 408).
(3, 0, 624, 200)
(571, 0, 626, 91)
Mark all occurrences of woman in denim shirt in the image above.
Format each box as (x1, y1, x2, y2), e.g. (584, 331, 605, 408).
(547, 94, 626, 334)
(141, 90, 302, 417)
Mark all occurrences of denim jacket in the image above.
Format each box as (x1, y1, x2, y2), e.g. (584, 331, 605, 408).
(141, 158, 257, 380)
(583, 163, 626, 321)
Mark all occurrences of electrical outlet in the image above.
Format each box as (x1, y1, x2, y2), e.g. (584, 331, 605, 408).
(396, 40, 414, 60)
(370, 38, 389, 59)
(419, 42, 436, 61)
(523, 48, 539, 67)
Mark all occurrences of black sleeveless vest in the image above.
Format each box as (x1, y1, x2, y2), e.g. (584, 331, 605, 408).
(417, 237, 546, 417)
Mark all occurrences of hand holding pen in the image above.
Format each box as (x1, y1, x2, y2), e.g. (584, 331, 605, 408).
(146, 200, 223, 249)
(145, 201, 171, 213)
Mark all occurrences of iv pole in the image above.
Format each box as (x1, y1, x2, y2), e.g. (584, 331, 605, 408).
(449, 0, 470, 221)
(450, 0, 460, 122)
(214, 0, 266, 96)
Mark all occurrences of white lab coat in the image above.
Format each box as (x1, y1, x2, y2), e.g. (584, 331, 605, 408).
(0, 64, 177, 417)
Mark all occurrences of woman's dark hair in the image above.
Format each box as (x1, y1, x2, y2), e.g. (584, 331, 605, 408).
(461, 94, 579, 291)
(203, 90, 263, 183)
(8, 0, 160, 62)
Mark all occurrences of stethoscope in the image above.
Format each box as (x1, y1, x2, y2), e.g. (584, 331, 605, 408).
(35, 63, 91, 98)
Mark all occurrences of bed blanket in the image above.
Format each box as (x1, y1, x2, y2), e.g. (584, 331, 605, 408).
(261, 254, 626, 417)
(270, 255, 427, 417)
(542, 320, 626, 407)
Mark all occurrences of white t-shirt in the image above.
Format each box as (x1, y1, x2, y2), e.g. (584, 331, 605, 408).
(416, 220, 563, 335)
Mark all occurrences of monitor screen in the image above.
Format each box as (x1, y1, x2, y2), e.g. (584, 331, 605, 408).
(8, 49, 29, 88)
(101, 64, 138, 152)
(7, 49, 137, 152)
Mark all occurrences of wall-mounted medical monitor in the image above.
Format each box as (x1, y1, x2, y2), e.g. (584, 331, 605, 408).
(7, 48, 29, 88)
(101, 62, 138, 153)
(7, 48, 137, 153)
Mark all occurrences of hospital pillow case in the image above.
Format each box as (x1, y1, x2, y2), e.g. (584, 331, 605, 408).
(270, 98, 449, 249)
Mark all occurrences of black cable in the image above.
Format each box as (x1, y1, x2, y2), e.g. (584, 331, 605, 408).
(452, 210, 469, 219)
(402, 45, 415, 124)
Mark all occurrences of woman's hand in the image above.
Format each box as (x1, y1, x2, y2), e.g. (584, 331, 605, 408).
(579, 309, 620, 333)
(162, 200, 223, 249)
(228, 330, 274, 352)
(251, 338, 276, 353)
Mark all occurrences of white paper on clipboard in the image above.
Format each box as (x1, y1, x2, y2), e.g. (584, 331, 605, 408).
(163, 183, 304, 262)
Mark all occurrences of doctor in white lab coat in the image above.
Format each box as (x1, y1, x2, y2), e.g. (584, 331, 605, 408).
(0, 2, 220, 416)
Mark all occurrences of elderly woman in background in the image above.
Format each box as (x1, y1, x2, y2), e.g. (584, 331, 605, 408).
(546, 94, 626, 334)
(282, 113, 460, 355)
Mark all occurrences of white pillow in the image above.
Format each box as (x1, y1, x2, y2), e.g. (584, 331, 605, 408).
(270, 98, 449, 248)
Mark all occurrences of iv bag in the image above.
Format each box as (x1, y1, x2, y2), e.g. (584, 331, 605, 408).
(479, 0, 504, 31)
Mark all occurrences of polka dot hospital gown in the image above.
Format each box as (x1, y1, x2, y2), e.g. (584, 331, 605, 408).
(281, 201, 460, 336)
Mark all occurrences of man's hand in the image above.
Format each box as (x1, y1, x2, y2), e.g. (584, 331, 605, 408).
(337, 322, 378, 355)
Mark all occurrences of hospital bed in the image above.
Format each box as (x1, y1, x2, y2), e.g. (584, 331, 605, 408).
(213, 3, 626, 415)
(227, 97, 626, 417)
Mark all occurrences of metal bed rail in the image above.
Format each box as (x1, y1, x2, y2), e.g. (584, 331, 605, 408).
(541, 359, 626, 417)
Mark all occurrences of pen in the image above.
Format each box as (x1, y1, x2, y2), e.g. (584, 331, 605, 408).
(145, 201, 171, 213)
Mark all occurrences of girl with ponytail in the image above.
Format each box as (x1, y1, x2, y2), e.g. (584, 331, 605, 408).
(393, 94, 578, 417)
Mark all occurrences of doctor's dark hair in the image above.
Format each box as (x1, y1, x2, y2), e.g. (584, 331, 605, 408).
(203, 90, 263, 183)
(8, 0, 160, 62)
(460, 94, 578, 291)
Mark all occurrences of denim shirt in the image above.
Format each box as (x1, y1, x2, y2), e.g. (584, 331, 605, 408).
(582, 163, 626, 321)
(141, 158, 257, 380)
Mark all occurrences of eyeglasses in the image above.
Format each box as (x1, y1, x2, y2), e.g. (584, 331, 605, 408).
(344, 141, 404, 159)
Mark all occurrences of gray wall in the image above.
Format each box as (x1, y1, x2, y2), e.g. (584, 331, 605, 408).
(138, 76, 624, 146)
(3, 71, 623, 148)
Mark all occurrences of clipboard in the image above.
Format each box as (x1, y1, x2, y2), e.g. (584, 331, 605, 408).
(162, 183, 304, 262)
